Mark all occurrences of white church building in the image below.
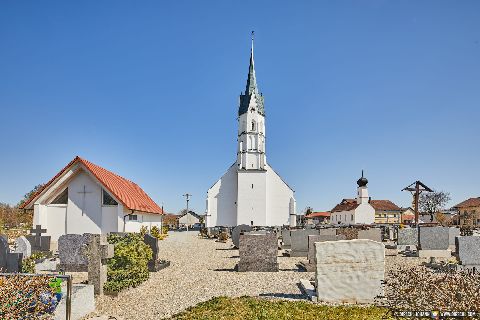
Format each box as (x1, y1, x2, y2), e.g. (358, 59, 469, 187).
(21, 156, 164, 241)
(205, 36, 296, 228)
(330, 172, 375, 225)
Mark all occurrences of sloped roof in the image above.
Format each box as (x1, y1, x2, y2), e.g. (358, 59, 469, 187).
(21, 156, 163, 215)
(370, 200, 401, 211)
(331, 199, 359, 213)
(305, 211, 331, 218)
(454, 197, 480, 209)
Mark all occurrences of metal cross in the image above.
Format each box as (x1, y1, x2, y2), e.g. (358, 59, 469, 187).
(78, 185, 92, 216)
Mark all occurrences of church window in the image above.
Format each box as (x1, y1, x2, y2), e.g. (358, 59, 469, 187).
(51, 188, 68, 204)
(251, 121, 256, 131)
(351, 214, 354, 221)
(103, 189, 118, 206)
(128, 214, 138, 221)
(251, 184, 254, 189)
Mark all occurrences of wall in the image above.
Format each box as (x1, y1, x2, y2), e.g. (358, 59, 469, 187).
(355, 203, 375, 224)
(237, 170, 267, 226)
(123, 209, 163, 232)
(45, 205, 67, 241)
(206, 164, 237, 227)
(266, 165, 293, 226)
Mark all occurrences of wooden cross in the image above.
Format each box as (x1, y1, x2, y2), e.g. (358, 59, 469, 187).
(30, 224, 47, 248)
(77, 185, 92, 216)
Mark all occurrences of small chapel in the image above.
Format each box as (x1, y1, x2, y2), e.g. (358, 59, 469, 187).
(205, 35, 296, 227)
(20, 156, 164, 242)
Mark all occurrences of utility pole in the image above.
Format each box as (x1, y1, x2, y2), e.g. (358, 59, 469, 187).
(402, 181, 433, 250)
(183, 193, 192, 231)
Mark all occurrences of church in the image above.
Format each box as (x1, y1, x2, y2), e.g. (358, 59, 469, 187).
(205, 36, 296, 228)
(20, 156, 164, 242)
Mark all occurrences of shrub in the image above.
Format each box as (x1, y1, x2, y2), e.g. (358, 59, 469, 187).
(139, 226, 148, 236)
(104, 233, 153, 293)
(162, 226, 169, 235)
(22, 252, 48, 274)
(0, 274, 56, 319)
(382, 265, 480, 312)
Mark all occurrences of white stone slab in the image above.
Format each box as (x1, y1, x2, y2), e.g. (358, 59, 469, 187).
(315, 239, 385, 304)
(54, 284, 94, 320)
(418, 249, 451, 258)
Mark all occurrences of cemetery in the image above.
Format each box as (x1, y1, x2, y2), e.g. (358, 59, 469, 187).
(1, 3, 479, 318)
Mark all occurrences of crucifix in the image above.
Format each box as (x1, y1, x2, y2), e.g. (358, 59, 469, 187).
(78, 185, 93, 216)
(30, 224, 47, 248)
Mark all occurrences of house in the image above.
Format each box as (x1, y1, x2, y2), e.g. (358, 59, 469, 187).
(400, 207, 415, 225)
(330, 172, 375, 225)
(178, 211, 203, 229)
(370, 200, 402, 224)
(453, 197, 480, 226)
(20, 156, 164, 242)
(206, 37, 296, 228)
(163, 214, 179, 230)
(305, 211, 330, 225)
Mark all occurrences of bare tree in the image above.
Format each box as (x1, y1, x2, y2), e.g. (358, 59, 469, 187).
(419, 190, 451, 222)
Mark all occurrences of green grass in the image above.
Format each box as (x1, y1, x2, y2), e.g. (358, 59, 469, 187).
(169, 296, 394, 320)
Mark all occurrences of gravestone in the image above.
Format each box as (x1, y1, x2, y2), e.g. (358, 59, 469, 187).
(336, 228, 358, 240)
(358, 229, 382, 242)
(238, 233, 278, 272)
(26, 225, 51, 252)
(143, 234, 168, 272)
(0, 235, 23, 273)
(397, 228, 418, 247)
(315, 239, 385, 303)
(419, 227, 449, 250)
(281, 229, 291, 248)
(58, 234, 92, 272)
(232, 224, 252, 248)
(307, 234, 347, 264)
(81, 234, 114, 295)
(449, 227, 461, 250)
(290, 229, 319, 257)
(319, 228, 337, 236)
(456, 236, 480, 268)
(14, 236, 32, 259)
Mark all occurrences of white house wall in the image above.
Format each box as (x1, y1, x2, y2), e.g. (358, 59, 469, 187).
(354, 204, 375, 224)
(45, 205, 67, 241)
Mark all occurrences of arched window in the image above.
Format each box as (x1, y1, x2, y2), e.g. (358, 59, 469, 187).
(251, 121, 256, 131)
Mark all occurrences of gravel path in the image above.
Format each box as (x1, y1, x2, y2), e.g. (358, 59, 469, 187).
(90, 231, 313, 319)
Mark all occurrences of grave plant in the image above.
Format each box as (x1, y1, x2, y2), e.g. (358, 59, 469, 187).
(104, 233, 153, 293)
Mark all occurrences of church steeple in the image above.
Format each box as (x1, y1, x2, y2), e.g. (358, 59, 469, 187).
(239, 31, 265, 116)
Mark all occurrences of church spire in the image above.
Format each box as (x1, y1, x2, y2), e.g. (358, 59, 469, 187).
(245, 31, 258, 95)
(239, 31, 265, 116)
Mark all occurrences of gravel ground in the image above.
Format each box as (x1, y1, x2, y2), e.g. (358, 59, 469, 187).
(89, 231, 313, 320)
(87, 233, 426, 320)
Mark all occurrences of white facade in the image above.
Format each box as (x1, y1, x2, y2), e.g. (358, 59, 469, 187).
(330, 174, 375, 225)
(30, 162, 162, 241)
(206, 38, 295, 227)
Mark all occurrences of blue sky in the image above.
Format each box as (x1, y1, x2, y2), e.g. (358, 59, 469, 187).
(1, 1, 479, 213)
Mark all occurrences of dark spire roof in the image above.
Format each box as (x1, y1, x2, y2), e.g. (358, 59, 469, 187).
(239, 31, 265, 116)
(357, 170, 368, 187)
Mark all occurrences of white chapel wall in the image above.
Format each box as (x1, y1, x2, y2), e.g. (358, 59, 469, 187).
(207, 165, 237, 227)
(266, 166, 293, 226)
(237, 171, 267, 226)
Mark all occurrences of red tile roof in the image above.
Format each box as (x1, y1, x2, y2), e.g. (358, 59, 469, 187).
(305, 211, 331, 218)
(370, 200, 401, 211)
(20, 156, 163, 215)
(454, 197, 480, 209)
(331, 199, 359, 213)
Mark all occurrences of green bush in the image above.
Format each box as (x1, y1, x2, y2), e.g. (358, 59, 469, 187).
(151, 226, 161, 238)
(21, 252, 48, 273)
(162, 226, 169, 235)
(104, 233, 153, 293)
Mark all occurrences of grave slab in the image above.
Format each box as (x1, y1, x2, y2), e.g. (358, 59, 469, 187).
(232, 224, 252, 248)
(418, 249, 451, 258)
(419, 227, 449, 250)
(358, 229, 382, 242)
(15, 236, 32, 258)
(315, 239, 385, 304)
(290, 229, 319, 257)
(456, 236, 480, 267)
(281, 229, 291, 248)
(238, 233, 278, 272)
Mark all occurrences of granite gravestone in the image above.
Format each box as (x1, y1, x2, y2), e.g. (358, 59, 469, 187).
(26, 225, 51, 253)
(397, 228, 418, 247)
(15, 236, 32, 259)
(238, 233, 278, 272)
(58, 234, 92, 272)
(81, 234, 114, 295)
(456, 236, 480, 268)
(358, 229, 382, 242)
(0, 236, 23, 273)
(232, 224, 252, 248)
(290, 229, 320, 257)
(419, 227, 449, 250)
(315, 239, 385, 304)
(143, 234, 168, 272)
(449, 227, 461, 249)
(281, 229, 291, 249)
(319, 228, 337, 236)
